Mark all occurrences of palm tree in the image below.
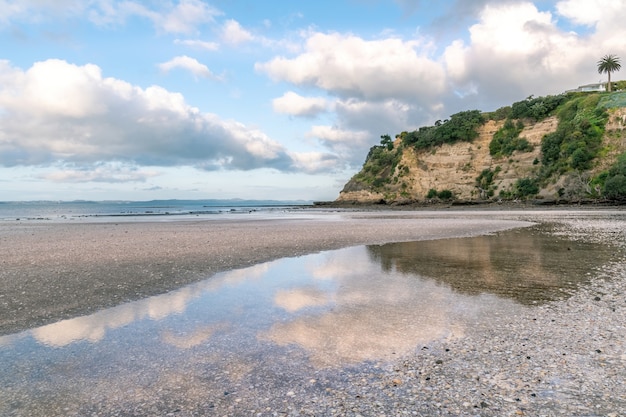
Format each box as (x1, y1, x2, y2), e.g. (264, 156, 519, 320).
(597, 54, 621, 92)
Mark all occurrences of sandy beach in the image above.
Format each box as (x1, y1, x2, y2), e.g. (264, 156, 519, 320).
(1, 210, 532, 335)
(2, 208, 626, 416)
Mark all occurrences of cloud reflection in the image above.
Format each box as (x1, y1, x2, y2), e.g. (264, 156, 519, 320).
(7, 226, 597, 370)
(28, 262, 274, 347)
(274, 287, 331, 312)
(261, 246, 509, 367)
(161, 323, 229, 349)
(31, 287, 199, 347)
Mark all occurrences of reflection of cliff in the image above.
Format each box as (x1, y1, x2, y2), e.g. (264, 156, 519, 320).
(366, 225, 612, 305)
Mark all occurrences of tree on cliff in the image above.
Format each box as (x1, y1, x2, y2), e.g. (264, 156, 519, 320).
(597, 54, 621, 92)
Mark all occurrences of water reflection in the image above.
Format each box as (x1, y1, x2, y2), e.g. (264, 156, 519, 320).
(0, 225, 620, 416)
(366, 224, 613, 304)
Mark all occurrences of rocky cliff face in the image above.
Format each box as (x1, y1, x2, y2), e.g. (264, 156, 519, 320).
(337, 107, 626, 204)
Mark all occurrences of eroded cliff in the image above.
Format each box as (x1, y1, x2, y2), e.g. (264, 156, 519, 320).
(337, 94, 626, 204)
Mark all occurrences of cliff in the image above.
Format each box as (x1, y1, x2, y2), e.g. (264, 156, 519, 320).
(337, 92, 626, 204)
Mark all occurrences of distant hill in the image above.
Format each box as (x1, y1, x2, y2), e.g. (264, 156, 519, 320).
(336, 91, 626, 205)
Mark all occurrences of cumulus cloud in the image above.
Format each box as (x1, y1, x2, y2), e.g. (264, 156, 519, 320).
(221, 19, 254, 45)
(336, 98, 432, 135)
(308, 125, 370, 146)
(40, 162, 159, 183)
(157, 55, 219, 80)
(0, 0, 84, 24)
(0, 0, 220, 34)
(289, 151, 341, 173)
(307, 125, 373, 166)
(272, 91, 328, 117)
(0, 59, 294, 171)
(158, 0, 219, 34)
(442, 1, 615, 106)
(256, 32, 446, 102)
(255, 1, 625, 147)
(174, 38, 220, 51)
(555, 0, 614, 26)
(555, 0, 626, 50)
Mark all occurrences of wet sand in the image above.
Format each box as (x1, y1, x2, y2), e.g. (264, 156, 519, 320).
(2, 209, 626, 416)
(0, 210, 532, 336)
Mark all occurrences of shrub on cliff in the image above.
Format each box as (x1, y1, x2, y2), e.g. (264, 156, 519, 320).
(426, 188, 454, 200)
(539, 94, 608, 179)
(511, 94, 566, 121)
(402, 110, 485, 150)
(602, 152, 626, 200)
(514, 178, 539, 198)
(489, 119, 533, 157)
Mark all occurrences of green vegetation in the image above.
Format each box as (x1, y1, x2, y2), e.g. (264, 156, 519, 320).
(402, 110, 485, 150)
(380, 134, 394, 150)
(351, 135, 403, 191)
(601, 152, 626, 200)
(426, 188, 454, 200)
(510, 94, 566, 121)
(475, 166, 501, 198)
(489, 119, 533, 157)
(486, 105, 512, 121)
(514, 178, 539, 198)
(539, 93, 608, 178)
(346, 90, 626, 203)
(598, 91, 626, 109)
(614, 81, 626, 91)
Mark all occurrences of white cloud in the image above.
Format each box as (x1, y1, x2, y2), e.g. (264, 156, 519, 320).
(40, 162, 159, 183)
(307, 125, 372, 166)
(256, 32, 446, 102)
(255, 31, 450, 166)
(309, 125, 370, 145)
(0, 0, 84, 24)
(335, 98, 428, 134)
(221, 19, 254, 45)
(157, 55, 218, 79)
(0, 59, 294, 171)
(174, 38, 220, 51)
(156, 0, 220, 34)
(470, 3, 556, 55)
(442, 2, 603, 103)
(272, 91, 328, 117)
(288, 151, 340, 173)
(555, 0, 619, 26)
(0, 0, 220, 34)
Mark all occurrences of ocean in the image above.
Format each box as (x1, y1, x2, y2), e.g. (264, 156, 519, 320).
(0, 199, 313, 222)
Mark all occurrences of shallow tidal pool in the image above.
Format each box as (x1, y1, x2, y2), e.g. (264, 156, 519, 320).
(0, 223, 619, 416)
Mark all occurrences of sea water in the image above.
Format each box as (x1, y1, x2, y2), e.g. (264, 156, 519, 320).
(0, 199, 312, 222)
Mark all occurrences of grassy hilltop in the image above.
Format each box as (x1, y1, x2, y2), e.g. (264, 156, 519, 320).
(337, 91, 626, 205)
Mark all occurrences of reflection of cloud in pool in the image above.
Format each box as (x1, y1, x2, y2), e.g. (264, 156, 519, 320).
(274, 287, 331, 312)
(28, 262, 274, 347)
(262, 304, 462, 367)
(308, 252, 374, 281)
(32, 288, 196, 346)
(260, 246, 508, 367)
(218, 262, 271, 285)
(161, 322, 229, 349)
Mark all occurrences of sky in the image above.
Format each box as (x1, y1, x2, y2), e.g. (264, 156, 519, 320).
(0, 0, 624, 202)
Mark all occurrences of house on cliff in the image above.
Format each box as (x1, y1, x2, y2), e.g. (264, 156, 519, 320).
(566, 82, 606, 93)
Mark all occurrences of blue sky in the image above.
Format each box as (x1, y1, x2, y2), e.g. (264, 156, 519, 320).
(1, 0, 624, 201)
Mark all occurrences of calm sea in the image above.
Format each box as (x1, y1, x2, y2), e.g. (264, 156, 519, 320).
(0, 199, 313, 222)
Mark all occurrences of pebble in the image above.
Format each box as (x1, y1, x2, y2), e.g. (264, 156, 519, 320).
(4, 211, 626, 416)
